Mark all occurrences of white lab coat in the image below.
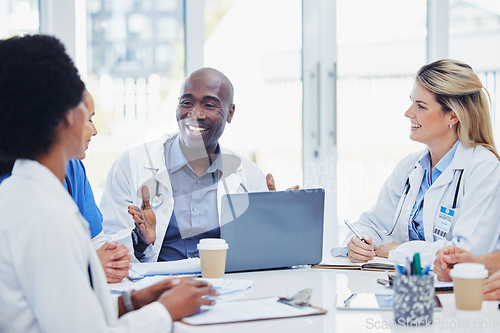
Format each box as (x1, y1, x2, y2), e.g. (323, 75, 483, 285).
(100, 133, 268, 262)
(339, 142, 500, 262)
(0, 159, 171, 333)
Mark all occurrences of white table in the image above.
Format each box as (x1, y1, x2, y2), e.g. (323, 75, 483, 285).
(173, 267, 500, 332)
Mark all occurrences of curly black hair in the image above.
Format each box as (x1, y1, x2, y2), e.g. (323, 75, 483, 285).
(0, 34, 85, 164)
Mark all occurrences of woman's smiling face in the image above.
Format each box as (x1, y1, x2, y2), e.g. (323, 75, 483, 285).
(80, 90, 97, 159)
(404, 81, 455, 149)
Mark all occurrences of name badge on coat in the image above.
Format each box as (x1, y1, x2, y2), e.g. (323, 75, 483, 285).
(433, 206, 455, 239)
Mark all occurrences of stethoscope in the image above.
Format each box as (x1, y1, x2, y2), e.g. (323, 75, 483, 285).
(386, 169, 463, 236)
(151, 178, 164, 208)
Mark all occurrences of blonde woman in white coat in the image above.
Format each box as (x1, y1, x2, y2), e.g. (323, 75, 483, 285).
(343, 59, 500, 264)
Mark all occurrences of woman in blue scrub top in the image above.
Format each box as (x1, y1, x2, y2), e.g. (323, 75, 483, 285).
(342, 59, 500, 263)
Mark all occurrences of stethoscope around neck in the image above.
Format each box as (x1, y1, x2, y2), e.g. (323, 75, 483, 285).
(151, 178, 164, 208)
(385, 169, 464, 236)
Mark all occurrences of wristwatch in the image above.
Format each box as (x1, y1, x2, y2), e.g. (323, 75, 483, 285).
(131, 228, 149, 253)
(122, 289, 135, 312)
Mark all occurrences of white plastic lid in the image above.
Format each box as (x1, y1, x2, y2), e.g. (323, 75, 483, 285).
(197, 238, 228, 250)
(450, 263, 488, 279)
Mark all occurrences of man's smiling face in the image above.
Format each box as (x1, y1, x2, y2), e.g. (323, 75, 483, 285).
(176, 69, 234, 153)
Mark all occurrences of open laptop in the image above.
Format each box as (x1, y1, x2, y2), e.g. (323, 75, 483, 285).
(220, 188, 325, 273)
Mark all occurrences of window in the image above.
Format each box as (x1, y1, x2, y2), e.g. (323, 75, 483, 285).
(203, 0, 303, 190)
(336, 0, 427, 243)
(450, 0, 500, 141)
(85, 0, 185, 199)
(0, 0, 39, 38)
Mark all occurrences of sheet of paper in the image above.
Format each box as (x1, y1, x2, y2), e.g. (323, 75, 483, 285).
(434, 275, 454, 288)
(202, 278, 253, 300)
(109, 276, 253, 300)
(109, 275, 173, 293)
(182, 297, 322, 325)
(129, 257, 201, 278)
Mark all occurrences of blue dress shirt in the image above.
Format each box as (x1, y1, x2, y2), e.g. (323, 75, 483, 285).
(153, 137, 221, 261)
(408, 140, 459, 240)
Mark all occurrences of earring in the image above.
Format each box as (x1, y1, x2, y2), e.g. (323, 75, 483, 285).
(449, 124, 453, 129)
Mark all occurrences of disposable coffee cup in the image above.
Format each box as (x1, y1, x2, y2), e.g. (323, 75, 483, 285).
(450, 263, 488, 311)
(197, 238, 228, 279)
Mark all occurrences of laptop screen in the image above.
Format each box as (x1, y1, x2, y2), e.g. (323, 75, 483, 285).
(221, 189, 325, 273)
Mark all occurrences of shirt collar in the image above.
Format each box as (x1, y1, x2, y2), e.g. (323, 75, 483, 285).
(168, 136, 187, 173)
(168, 136, 222, 175)
(417, 139, 460, 175)
(435, 139, 460, 173)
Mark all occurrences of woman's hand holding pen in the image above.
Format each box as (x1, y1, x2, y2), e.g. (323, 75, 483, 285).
(347, 236, 375, 263)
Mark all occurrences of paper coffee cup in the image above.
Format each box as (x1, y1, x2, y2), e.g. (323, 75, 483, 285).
(450, 263, 488, 311)
(197, 238, 228, 279)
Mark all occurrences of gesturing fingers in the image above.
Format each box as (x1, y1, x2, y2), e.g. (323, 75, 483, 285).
(266, 174, 276, 191)
(141, 185, 151, 210)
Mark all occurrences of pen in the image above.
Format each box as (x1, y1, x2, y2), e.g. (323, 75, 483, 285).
(413, 253, 422, 276)
(344, 220, 369, 245)
(422, 265, 431, 275)
(394, 264, 405, 275)
(405, 257, 411, 276)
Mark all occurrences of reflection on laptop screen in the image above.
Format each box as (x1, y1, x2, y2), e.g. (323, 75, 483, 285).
(221, 189, 325, 273)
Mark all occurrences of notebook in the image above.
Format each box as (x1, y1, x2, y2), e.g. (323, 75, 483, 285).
(312, 256, 395, 272)
(220, 189, 325, 273)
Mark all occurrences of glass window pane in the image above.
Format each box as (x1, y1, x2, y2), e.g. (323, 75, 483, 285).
(450, 0, 500, 150)
(203, 0, 303, 190)
(337, 0, 427, 243)
(0, 0, 39, 38)
(85, 0, 185, 199)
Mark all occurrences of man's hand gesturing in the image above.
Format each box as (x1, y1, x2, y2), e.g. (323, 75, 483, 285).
(127, 185, 157, 244)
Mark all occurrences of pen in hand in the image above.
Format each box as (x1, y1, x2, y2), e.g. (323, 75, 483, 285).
(344, 219, 370, 245)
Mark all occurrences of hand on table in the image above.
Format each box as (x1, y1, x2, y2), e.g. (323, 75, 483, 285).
(96, 242, 131, 283)
(433, 246, 479, 282)
(484, 270, 500, 300)
(128, 185, 156, 244)
(158, 279, 218, 321)
(374, 242, 400, 259)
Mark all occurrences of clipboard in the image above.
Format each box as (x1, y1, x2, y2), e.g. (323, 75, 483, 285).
(181, 297, 327, 326)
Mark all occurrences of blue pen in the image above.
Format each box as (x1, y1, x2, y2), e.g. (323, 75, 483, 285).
(405, 257, 412, 276)
(422, 265, 431, 275)
(394, 264, 405, 275)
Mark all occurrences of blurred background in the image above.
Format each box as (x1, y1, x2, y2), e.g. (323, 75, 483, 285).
(2, 0, 499, 251)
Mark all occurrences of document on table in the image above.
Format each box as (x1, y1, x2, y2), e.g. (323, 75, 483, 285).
(204, 279, 253, 300)
(182, 297, 327, 326)
(129, 257, 201, 279)
(109, 276, 253, 300)
(434, 275, 453, 293)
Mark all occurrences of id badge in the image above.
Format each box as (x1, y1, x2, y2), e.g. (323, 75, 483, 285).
(433, 206, 455, 239)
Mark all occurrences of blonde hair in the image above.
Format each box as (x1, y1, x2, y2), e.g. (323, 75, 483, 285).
(416, 59, 499, 160)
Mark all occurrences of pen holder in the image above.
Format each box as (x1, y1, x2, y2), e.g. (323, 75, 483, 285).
(393, 274, 434, 326)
